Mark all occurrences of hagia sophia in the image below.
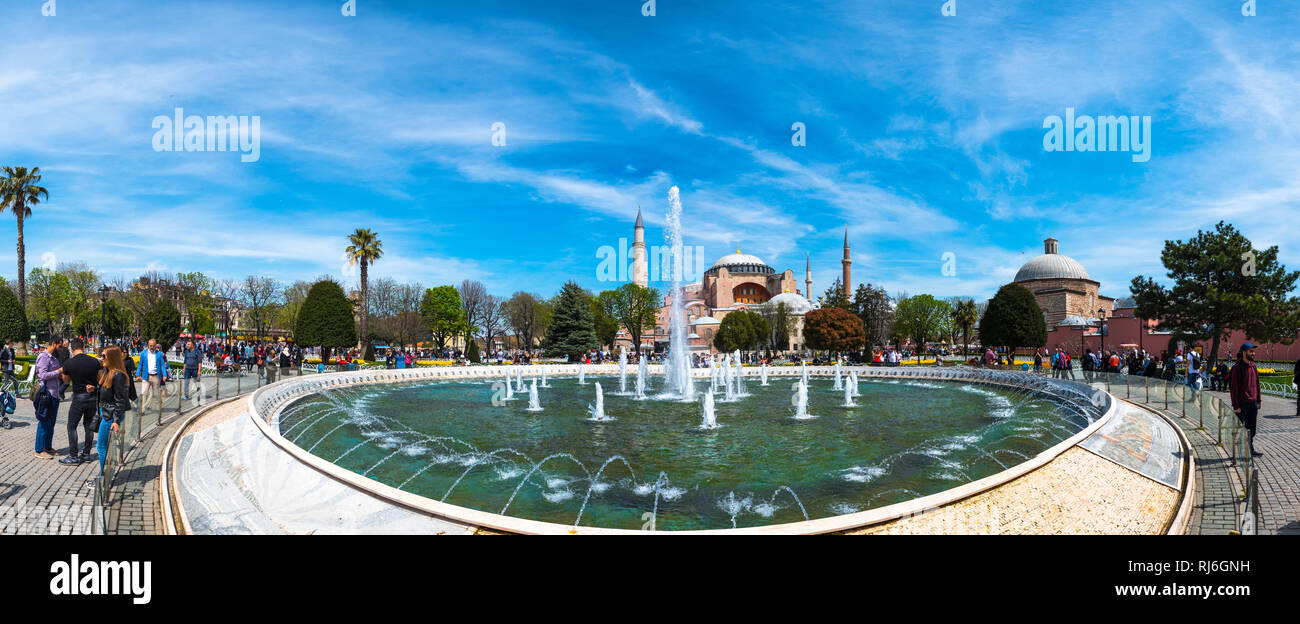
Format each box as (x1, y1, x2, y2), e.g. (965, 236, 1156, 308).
(619, 209, 850, 354)
(614, 211, 1300, 361)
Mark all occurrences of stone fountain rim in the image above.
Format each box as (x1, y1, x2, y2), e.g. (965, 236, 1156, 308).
(245, 364, 1120, 535)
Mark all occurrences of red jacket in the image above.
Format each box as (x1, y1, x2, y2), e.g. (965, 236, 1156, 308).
(1229, 361, 1260, 410)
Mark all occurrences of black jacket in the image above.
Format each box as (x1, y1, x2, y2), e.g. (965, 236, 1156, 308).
(97, 371, 131, 424)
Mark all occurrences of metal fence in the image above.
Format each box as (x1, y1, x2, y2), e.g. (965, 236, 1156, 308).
(94, 363, 334, 534)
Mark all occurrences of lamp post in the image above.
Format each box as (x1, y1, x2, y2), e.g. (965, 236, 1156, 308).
(1097, 308, 1108, 362)
(98, 285, 111, 350)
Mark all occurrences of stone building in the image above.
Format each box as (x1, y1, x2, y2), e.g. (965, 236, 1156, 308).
(1013, 238, 1115, 328)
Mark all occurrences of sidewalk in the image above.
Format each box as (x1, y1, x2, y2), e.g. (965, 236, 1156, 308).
(0, 399, 99, 534)
(1201, 389, 1300, 535)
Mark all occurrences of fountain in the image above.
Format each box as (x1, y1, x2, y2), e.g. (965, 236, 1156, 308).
(700, 390, 717, 429)
(634, 355, 648, 400)
(843, 379, 855, 407)
(587, 382, 611, 421)
(851, 371, 861, 398)
(578, 364, 586, 385)
(502, 375, 515, 401)
(833, 363, 843, 390)
(793, 379, 813, 420)
(516, 367, 524, 393)
(733, 350, 748, 397)
(662, 186, 695, 401)
(541, 367, 550, 388)
(527, 380, 542, 412)
(619, 348, 628, 394)
(760, 362, 769, 386)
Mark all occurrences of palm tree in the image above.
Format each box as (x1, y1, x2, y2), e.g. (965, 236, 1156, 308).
(345, 228, 383, 353)
(0, 166, 49, 308)
(952, 298, 979, 359)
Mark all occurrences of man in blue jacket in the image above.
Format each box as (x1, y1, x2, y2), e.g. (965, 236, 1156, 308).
(181, 340, 203, 400)
(135, 339, 170, 412)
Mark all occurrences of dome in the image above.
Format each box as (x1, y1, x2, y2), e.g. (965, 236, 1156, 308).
(707, 250, 774, 275)
(766, 292, 813, 314)
(1013, 239, 1091, 282)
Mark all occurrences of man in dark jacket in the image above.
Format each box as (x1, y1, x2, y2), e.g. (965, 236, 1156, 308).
(1230, 343, 1262, 457)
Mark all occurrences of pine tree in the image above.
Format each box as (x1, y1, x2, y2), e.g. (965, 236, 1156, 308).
(979, 284, 1047, 351)
(0, 283, 28, 343)
(295, 279, 358, 362)
(467, 339, 481, 363)
(543, 281, 599, 361)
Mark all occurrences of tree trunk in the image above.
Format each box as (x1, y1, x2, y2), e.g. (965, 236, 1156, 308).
(359, 259, 369, 351)
(16, 209, 26, 308)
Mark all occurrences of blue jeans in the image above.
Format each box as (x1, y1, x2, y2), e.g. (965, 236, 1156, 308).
(34, 393, 59, 452)
(97, 415, 113, 472)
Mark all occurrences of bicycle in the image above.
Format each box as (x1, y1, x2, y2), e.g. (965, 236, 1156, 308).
(0, 376, 17, 430)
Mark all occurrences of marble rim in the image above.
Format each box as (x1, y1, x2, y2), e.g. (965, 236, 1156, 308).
(245, 364, 1122, 535)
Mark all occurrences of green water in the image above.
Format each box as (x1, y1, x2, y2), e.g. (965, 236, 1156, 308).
(278, 375, 1086, 530)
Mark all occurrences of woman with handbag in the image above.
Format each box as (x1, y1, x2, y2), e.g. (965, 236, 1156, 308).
(94, 346, 132, 474)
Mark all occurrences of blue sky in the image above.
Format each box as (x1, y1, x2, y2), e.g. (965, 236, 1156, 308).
(2, 0, 1297, 303)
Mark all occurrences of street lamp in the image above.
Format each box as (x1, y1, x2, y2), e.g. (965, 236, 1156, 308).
(1097, 307, 1108, 361)
(98, 285, 111, 350)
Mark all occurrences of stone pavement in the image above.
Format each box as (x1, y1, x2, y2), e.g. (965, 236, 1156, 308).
(1201, 390, 1300, 535)
(0, 399, 99, 534)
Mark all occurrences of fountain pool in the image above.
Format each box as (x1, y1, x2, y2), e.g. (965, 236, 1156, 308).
(275, 372, 1098, 531)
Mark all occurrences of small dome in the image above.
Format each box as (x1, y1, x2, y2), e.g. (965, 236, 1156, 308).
(1014, 238, 1092, 282)
(767, 292, 813, 314)
(1014, 254, 1092, 282)
(1114, 296, 1137, 309)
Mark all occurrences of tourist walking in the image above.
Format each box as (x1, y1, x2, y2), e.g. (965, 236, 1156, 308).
(136, 339, 170, 412)
(1229, 343, 1262, 457)
(182, 339, 203, 400)
(59, 339, 102, 465)
(94, 346, 131, 474)
(33, 338, 64, 459)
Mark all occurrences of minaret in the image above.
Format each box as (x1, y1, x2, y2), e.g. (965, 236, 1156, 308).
(632, 207, 648, 287)
(804, 252, 813, 299)
(841, 225, 851, 298)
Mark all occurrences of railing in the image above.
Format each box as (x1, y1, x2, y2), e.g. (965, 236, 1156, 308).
(1241, 466, 1260, 535)
(97, 362, 340, 533)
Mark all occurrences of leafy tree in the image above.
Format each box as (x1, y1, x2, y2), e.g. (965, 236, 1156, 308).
(187, 305, 216, 336)
(592, 291, 620, 350)
(607, 283, 660, 355)
(25, 267, 73, 338)
(0, 282, 29, 344)
(895, 295, 952, 363)
(346, 228, 383, 348)
(0, 166, 49, 306)
(543, 281, 598, 361)
(852, 283, 894, 348)
(1131, 221, 1300, 371)
(803, 307, 865, 355)
(295, 279, 357, 362)
(457, 279, 488, 352)
(140, 300, 182, 350)
(420, 285, 465, 351)
(714, 311, 755, 354)
(979, 284, 1047, 352)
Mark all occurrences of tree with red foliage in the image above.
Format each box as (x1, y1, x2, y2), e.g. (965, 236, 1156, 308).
(803, 306, 865, 356)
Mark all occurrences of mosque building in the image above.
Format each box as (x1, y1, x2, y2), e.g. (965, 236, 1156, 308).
(619, 212, 851, 354)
